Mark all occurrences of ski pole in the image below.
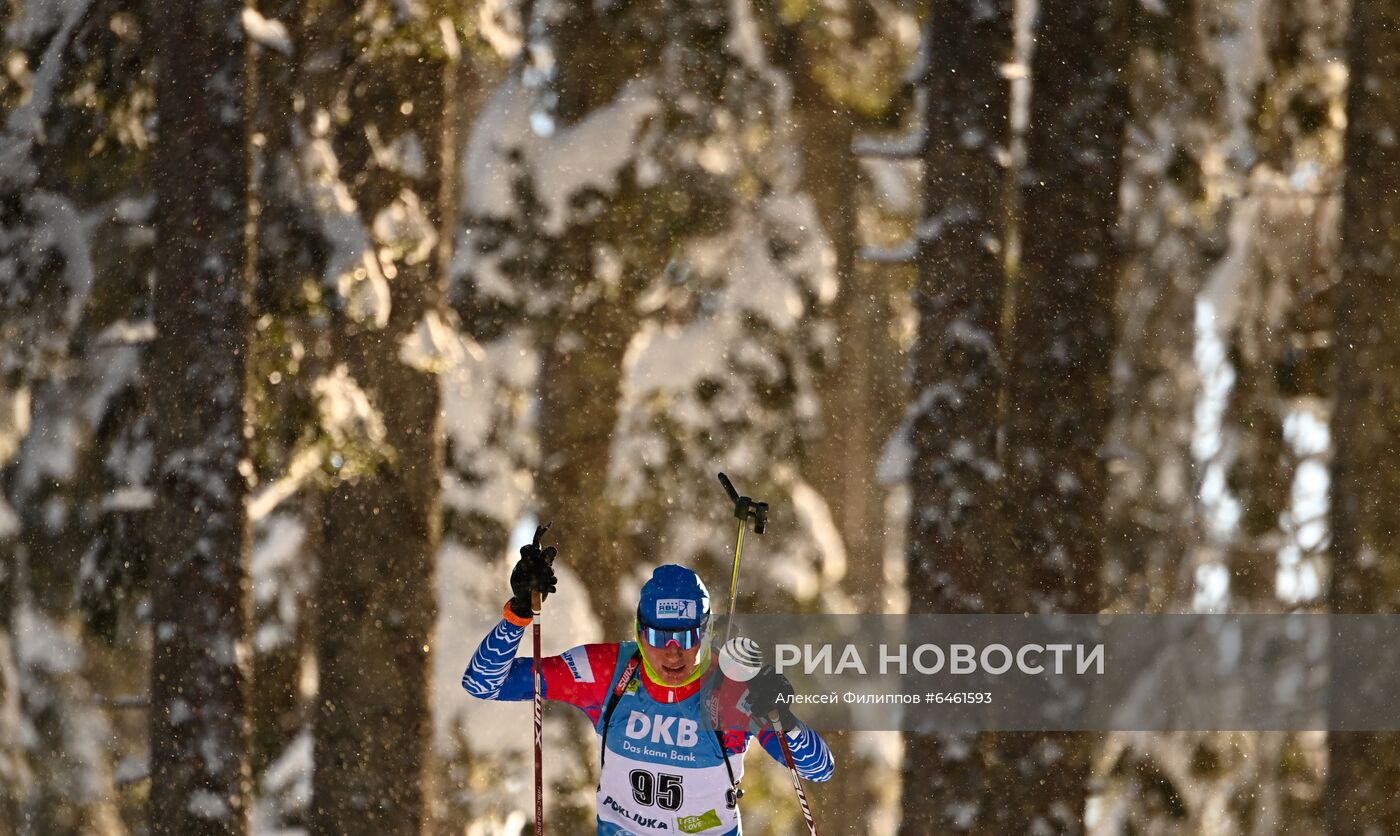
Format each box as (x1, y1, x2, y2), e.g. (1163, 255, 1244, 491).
(715, 475, 821, 832)
(532, 588, 543, 836)
(717, 473, 767, 647)
(769, 711, 820, 836)
(529, 524, 552, 836)
(725, 519, 746, 649)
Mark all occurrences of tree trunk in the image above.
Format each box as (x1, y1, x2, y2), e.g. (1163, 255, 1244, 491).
(147, 0, 253, 832)
(998, 0, 1129, 830)
(792, 74, 903, 833)
(307, 6, 454, 835)
(897, 2, 1015, 833)
(797, 74, 899, 604)
(534, 264, 640, 637)
(1325, 0, 1400, 828)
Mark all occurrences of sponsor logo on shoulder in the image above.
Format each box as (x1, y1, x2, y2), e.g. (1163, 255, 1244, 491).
(655, 599, 697, 621)
(678, 809, 724, 833)
(561, 647, 594, 683)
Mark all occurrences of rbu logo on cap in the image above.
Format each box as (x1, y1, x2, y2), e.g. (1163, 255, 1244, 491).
(655, 599, 697, 620)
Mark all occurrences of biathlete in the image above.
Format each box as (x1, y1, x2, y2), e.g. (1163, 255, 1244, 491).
(463, 535, 834, 834)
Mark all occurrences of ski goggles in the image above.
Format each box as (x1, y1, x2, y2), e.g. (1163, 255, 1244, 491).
(638, 618, 709, 650)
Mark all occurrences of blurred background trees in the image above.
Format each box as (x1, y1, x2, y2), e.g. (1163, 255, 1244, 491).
(0, 0, 1395, 834)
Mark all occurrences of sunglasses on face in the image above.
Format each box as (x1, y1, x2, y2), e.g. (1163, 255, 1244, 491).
(639, 622, 707, 650)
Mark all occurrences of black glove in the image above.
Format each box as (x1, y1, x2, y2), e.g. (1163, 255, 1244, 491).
(507, 525, 557, 619)
(747, 666, 798, 729)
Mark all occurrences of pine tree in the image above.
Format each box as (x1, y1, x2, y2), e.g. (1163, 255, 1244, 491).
(891, 1, 1016, 832)
(756, 0, 911, 610)
(299, 3, 458, 833)
(147, 0, 253, 832)
(998, 0, 1130, 830)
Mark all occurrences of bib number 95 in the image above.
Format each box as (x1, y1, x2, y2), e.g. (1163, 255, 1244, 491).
(629, 769, 684, 811)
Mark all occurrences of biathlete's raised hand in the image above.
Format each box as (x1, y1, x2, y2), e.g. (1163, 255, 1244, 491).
(507, 525, 558, 620)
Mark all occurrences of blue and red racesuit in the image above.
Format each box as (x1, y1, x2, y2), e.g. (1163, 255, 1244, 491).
(464, 605, 834, 835)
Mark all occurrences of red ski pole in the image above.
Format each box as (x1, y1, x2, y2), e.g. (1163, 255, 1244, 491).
(525, 524, 555, 834)
(769, 711, 820, 836)
(532, 589, 544, 836)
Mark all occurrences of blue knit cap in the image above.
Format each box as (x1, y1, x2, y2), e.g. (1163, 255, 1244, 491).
(638, 564, 711, 629)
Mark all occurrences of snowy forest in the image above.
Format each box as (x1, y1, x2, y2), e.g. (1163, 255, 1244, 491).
(1, 0, 1397, 833)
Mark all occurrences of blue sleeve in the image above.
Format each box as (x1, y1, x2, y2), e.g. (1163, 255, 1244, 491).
(757, 722, 835, 782)
(462, 617, 535, 701)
